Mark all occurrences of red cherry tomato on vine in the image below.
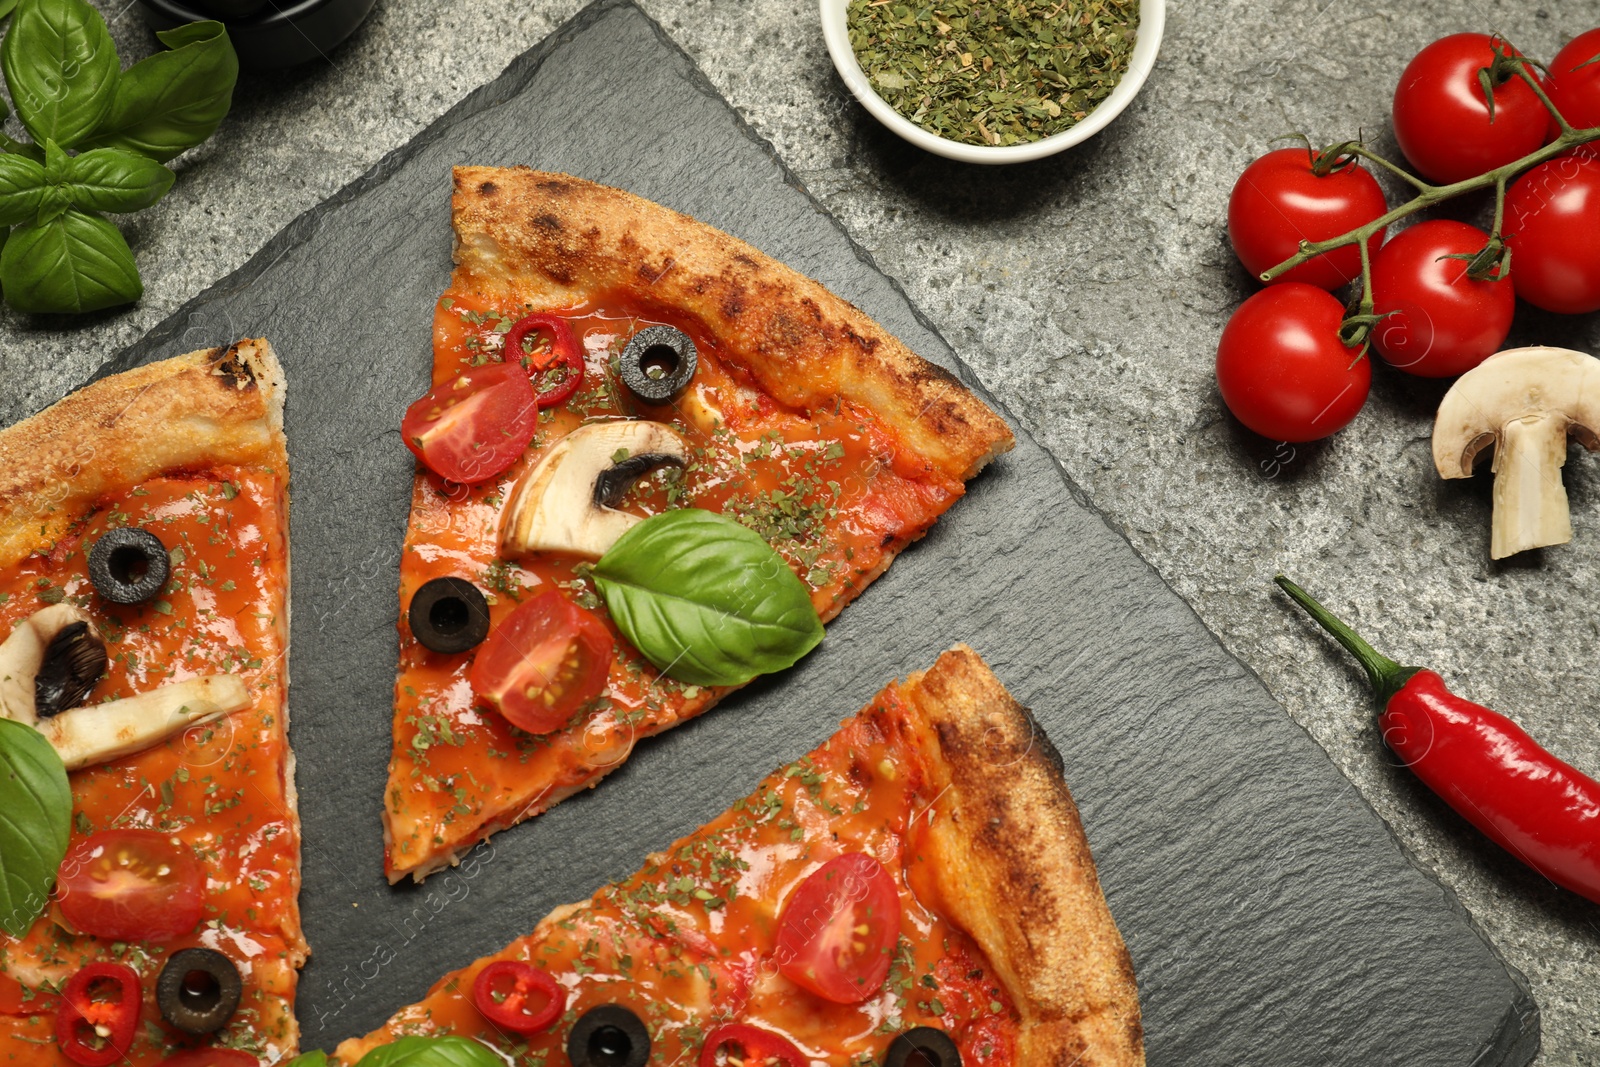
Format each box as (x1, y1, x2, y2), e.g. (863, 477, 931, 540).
(699, 1023, 808, 1067)
(774, 853, 901, 1004)
(471, 592, 614, 734)
(471, 959, 564, 1033)
(1505, 154, 1600, 313)
(503, 313, 585, 409)
(1548, 29, 1600, 138)
(1393, 34, 1549, 183)
(1227, 148, 1388, 290)
(1216, 283, 1370, 443)
(1369, 220, 1514, 378)
(57, 829, 204, 943)
(401, 363, 538, 485)
(54, 963, 140, 1067)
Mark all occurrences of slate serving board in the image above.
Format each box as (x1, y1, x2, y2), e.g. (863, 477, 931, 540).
(58, 1, 1537, 1062)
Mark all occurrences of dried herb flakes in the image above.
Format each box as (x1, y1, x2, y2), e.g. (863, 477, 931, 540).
(847, 0, 1140, 147)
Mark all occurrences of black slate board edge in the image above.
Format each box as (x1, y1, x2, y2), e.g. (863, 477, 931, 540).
(74, 0, 1539, 1059)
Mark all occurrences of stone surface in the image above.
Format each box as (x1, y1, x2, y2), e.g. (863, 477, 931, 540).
(0, 0, 1597, 1061)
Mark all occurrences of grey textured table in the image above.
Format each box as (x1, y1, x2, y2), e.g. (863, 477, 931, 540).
(1, 0, 1597, 1063)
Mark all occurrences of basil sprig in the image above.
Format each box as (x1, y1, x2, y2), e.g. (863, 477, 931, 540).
(0, 717, 70, 938)
(0, 0, 237, 314)
(592, 509, 825, 687)
(356, 1037, 503, 1067)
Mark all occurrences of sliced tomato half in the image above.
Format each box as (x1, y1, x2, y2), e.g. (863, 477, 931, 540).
(470, 591, 614, 734)
(699, 1023, 808, 1067)
(401, 363, 538, 485)
(54, 963, 140, 1066)
(57, 829, 204, 943)
(774, 852, 902, 1004)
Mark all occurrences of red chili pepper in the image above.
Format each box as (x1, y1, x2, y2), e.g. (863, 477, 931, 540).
(54, 963, 141, 1067)
(503, 313, 584, 408)
(699, 1023, 809, 1067)
(471, 959, 563, 1034)
(1277, 575, 1600, 905)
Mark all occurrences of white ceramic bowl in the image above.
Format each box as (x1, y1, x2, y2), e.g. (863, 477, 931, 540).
(820, 0, 1165, 164)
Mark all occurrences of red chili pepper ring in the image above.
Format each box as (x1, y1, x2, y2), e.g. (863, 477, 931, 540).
(1276, 575, 1600, 905)
(471, 958, 564, 1034)
(699, 1023, 809, 1067)
(503, 313, 584, 409)
(54, 962, 141, 1067)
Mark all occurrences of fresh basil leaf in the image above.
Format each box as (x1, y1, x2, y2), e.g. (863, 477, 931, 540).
(356, 1036, 503, 1067)
(1, 0, 119, 149)
(57, 147, 173, 214)
(78, 20, 236, 163)
(0, 152, 46, 226)
(0, 207, 139, 313)
(592, 509, 824, 687)
(0, 718, 70, 937)
(283, 1052, 328, 1067)
(0, 0, 18, 21)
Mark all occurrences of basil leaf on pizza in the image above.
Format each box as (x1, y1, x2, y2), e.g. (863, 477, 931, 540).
(79, 21, 238, 163)
(1, 0, 118, 148)
(592, 508, 824, 688)
(0, 207, 140, 313)
(356, 1036, 502, 1067)
(0, 717, 71, 937)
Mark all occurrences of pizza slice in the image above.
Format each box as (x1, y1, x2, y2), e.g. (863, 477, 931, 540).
(0, 342, 305, 1065)
(341, 646, 1142, 1067)
(386, 167, 1015, 881)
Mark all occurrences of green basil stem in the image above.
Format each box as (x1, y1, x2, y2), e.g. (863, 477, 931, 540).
(1274, 575, 1421, 705)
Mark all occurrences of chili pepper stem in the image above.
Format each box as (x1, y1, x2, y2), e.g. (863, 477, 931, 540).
(1274, 575, 1421, 704)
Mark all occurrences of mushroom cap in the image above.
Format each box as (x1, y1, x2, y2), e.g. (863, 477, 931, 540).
(1432, 346, 1600, 478)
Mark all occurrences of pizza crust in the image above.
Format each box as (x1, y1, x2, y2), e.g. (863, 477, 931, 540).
(904, 645, 1144, 1067)
(0, 340, 286, 571)
(448, 167, 1014, 481)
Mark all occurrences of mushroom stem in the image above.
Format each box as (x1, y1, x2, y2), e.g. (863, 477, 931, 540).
(37, 675, 250, 771)
(1491, 414, 1573, 559)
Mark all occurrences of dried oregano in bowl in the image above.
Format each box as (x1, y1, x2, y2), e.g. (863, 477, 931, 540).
(846, 0, 1140, 147)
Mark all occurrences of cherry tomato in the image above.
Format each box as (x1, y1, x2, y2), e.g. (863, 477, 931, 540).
(1369, 220, 1514, 377)
(401, 363, 538, 485)
(471, 591, 614, 734)
(57, 829, 204, 943)
(1548, 29, 1600, 137)
(471, 959, 564, 1034)
(1216, 283, 1370, 443)
(1227, 148, 1388, 289)
(160, 1051, 259, 1066)
(699, 1023, 808, 1067)
(54, 963, 140, 1067)
(774, 853, 901, 1004)
(503, 313, 585, 409)
(1393, 34, 1548, 183)
(1505, 154, 1600, 313)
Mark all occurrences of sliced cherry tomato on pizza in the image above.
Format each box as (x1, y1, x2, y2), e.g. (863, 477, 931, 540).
(504, 313, 585, 408)
(159, 1050, 260, 1066)
(699, 1023, 808, 1067)
(471, 959, 564, 1033)
(401, 363, 538, 485)
(470, 591, 614, 734)
(54, 963, 141, 1067)
(57, 829, 204, 943)
(774, 852, 902, 1004)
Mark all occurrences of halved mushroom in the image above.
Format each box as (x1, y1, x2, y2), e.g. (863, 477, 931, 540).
(501, 421, 689, 559)
(1433, 346, 1600, 559)
(0, 606, 250, 770)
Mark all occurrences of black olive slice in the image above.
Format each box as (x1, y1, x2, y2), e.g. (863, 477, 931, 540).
(619, 325, 697, 405)
(87, 527, 169, 605)
(567, 1004, 651, 1067)
(156, 948, 242, 1035)
(34, 622, 106, 717)
(593, 452, 687, 509)
(885, 1027, 962, 1067)
(408, 577, 491, 654)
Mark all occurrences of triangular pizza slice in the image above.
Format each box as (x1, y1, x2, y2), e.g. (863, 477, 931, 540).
(344, 647, 1142, 1067)
(0, 342, 305, 1065)
(385, 169, 1015, 881)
